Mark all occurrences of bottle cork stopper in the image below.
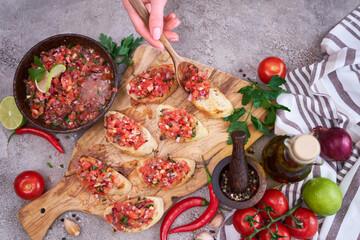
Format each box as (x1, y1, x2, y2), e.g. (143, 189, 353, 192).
(290, 134, 320, 164)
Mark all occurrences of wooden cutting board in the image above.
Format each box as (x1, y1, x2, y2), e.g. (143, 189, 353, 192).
(16, 45, 268, 240)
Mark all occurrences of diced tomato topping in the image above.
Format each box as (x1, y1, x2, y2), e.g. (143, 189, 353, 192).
(105, 198, 156, 231)
(182, 64, 211, 100)
(25, 44, 113, 129)
(128, 65, 175, 100)
(158, 108, 198, 141)
(138, 157, 191, 190)
(105, 114, 146, 150)
(77, 157, 120, 196)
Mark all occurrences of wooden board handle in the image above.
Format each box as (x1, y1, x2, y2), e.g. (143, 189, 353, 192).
(17, 175, 82, 240)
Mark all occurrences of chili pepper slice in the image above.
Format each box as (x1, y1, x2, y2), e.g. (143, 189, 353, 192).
(169, 156, 219, 234)
(160, 197, 209, 240)
(9, 127, 64, 153)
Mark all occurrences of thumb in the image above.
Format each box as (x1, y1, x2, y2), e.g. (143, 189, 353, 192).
(149, 0, 167, 40)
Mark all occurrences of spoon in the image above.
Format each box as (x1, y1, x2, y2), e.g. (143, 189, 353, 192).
(128, 0, 196, 88)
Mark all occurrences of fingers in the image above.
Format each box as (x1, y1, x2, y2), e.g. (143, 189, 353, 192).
(163, 31, 179, 41)
(149, 0, 167, 40)
(123, 0, 165, 50)
(163, 17, 180, 31)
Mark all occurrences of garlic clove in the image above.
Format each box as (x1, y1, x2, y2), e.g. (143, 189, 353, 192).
(196, 232, 214, 240)
(64, 218, 80, 236)
(209, 211, 224, 228)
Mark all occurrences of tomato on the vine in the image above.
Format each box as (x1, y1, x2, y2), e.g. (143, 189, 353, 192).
(14, 171, 45, 200)
(258, 222, 291, 240)
(257, 189, 289, 220)
(284, 207, 318, 239)
(258, 56, 286, 84)
(232, 207, 263, 236)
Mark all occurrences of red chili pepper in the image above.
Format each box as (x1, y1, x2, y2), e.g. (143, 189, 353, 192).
(160, 197, 209, 240)
(9, 127, 64, 153)
(169, 156, 219, 234)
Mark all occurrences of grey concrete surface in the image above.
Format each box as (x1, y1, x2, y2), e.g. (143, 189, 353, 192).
(0, 0, 358, 239)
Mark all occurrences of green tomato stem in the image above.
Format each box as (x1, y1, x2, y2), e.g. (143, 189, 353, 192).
(245, 200, 303, 239)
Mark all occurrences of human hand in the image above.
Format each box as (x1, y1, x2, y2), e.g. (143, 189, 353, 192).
(123, 0, 181, 50)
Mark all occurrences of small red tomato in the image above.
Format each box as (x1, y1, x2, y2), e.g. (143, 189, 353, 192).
(258, 56, 286, 84)
(284, 207, 318, 239)
(257, 189, 289, 220)
(233, 207, 263, 236)
(258, 222, 291, 240)
(14, 171, 45, 200)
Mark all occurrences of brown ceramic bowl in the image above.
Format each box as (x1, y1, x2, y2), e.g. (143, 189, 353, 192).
(13, 34, 119, 133)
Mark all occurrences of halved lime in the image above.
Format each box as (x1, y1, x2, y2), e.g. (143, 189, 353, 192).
(35, 63, 66, 93)
(0, 96, 26, 130)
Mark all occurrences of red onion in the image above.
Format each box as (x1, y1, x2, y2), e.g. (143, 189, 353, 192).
(312, 126, 353, 162)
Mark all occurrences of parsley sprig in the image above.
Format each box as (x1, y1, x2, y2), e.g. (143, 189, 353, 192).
(224, 75, 290, 144)
(28, 56, 47, 83)
(99, 33, 143, 66)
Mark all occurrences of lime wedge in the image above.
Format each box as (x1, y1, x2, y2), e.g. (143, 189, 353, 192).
(0, 96, 26, 130)
(35, 63, 66, 93)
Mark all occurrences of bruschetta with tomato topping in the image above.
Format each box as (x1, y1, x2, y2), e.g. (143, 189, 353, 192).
(157, 104, 208, 142)
(104, 196, 164, 233)
(181, 64, 233, 118)
(104, 111, 158, 156)
(77, 156, 132, 196)
(137, 157, 195, 190)
(126, 64, 177, 103)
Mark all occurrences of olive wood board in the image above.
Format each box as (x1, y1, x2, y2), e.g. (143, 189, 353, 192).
(17, 45, 268, 240)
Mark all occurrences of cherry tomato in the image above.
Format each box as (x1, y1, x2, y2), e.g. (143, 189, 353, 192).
(258, 56, 286, 84)
(284, 207, 318, 239)
(14, 171, 45, 200)
(233, 207, 263, 236)
(257, 189, 288, 220)
(258, 222, 291, 240)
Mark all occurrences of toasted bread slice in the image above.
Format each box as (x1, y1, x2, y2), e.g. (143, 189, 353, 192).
(136, 157, 195, 190)
(192, 86, 234, 118)
(104, 196, 164, 233)
(156, 104, 209, 142)
(126, 64, 177, 104)
(77, 156, 132, 196)
(104, 111, 158, 156)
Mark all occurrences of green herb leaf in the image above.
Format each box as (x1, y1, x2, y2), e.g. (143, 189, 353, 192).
(223, 107, 246, 122)
(29, 68, 46, 82)
(47, 162, 53, 168)
(60, 164, 64, 168)
(264, 106, 277, 126)
(226, 121, 250, 144)
(34, 56, 45, 69)
(225, 76, 289, 145)
(99, 33, 143, 66)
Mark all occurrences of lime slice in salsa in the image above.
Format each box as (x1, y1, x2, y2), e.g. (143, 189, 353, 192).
(0, 96, 26, 130)
(35, 63, 66, 93)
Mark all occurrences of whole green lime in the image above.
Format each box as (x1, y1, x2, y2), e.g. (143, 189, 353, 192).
(302, 177, 342, 216)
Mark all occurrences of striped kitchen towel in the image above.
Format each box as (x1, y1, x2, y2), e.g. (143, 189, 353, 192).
(219, 5, 360, 240)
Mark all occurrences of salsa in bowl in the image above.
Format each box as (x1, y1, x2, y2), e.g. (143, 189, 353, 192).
(13, 34, 119, 133)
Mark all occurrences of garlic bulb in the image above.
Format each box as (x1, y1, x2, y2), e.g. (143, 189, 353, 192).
(64, 218, 80, 236)
(209, 211, 224, 228)
(196, 232, 214, 240)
